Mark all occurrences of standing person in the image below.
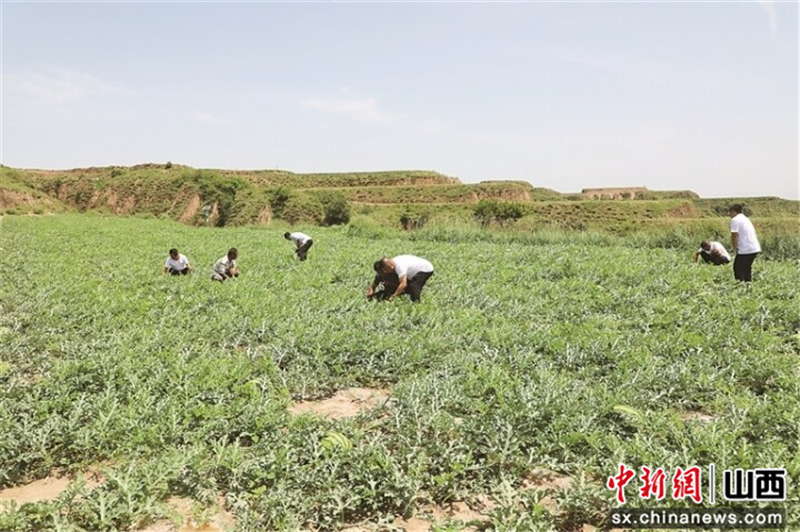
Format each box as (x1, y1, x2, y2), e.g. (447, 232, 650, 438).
(367, 255, 434, 303)
(693, 240, 730, 266)
(729, 205, 761, 282)
(212, 248, 239, 282)
(163, 248, 192, 275)
(284, 232, 313, 261)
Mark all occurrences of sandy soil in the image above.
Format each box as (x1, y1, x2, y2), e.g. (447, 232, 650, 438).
(288, 387, 390, 420)
(179, 195, 202, 223)
(137, 496, 234, 532)
(679, 410, 716, 423)
(0, 469, 104, 510)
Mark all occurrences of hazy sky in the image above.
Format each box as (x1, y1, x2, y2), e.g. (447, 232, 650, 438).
(2, 2, 797, 198)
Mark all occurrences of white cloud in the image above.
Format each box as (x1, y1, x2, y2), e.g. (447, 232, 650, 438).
(190, 111, 220, 125)
(4, 69, 119, 104)
(758, 0, 778, 38)
(298, 94, 397, 124)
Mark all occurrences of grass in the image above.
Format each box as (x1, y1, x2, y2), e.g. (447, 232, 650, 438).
(0, 214, 798, 531)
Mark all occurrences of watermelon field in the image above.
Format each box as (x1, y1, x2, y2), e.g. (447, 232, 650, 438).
(0, 214, 798, 531)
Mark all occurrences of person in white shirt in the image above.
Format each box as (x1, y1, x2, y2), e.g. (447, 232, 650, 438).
(212, 248, 239, 282)
(284, 232, 313, 261)
(729, 204, 761, 282)
(367, 255, 434, 302)
(693, 240, 730, 266)
(163, 248, 192, 275)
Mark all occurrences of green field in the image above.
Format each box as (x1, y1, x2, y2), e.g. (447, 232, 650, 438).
(1, 215, 798, 531)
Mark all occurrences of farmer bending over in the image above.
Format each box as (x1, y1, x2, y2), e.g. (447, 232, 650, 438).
(284, 232, 313, 261)
(212, 248, 239, 282)
(367, 255, 434, 303)
(693, 240, 730, 266)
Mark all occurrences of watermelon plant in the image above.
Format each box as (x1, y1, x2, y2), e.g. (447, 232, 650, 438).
(0, 214, 797, 531)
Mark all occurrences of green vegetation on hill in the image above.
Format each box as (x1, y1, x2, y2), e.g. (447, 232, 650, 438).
(308, 182, 557, 205)
(218, 169, 459, 188)
(1, 165, 797, 246)
(0, 167, 68, 214)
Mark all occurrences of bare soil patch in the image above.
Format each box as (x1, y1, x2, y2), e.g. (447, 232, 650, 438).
(679, 410, 716, 423)
(288, 387, 389, 420)
(0, 469, 104, 510)
(179, 195, 202, 223)
(395, 501, 487, 531)
(257, 205, 272, 224)
(342, 500, 489, 532)
(666, 203, 698, 218)
(521, 467, 574, 513)
(120, 195, 137, 214)
(137, 496, 234, 532)
(0, 190, 54, 210)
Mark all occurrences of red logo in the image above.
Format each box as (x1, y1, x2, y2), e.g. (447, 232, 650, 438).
(672, 466, 703, 503)
(639, 466, 667, 500)
(607, 464, 636, 504)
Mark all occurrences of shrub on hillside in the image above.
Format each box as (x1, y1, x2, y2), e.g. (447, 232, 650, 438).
(474, 199, 525, 227)
(347, 215, 394, 239)
(399, 209, 429, 230)
(269, 187, 293, 219)
(314, 190, 351, 226)
(282, 194, 324, 225)
(712, 204, 753, 217)
(189, 170, 246, 226)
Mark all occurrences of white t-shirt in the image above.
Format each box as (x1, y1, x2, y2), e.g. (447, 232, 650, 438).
(289, 232, 312, 246)
(393, 255, 434, 281)
(730, 214, 761, 254)
(213, 255, 236, 275)
(698, 242, 730, 261)
(165, 254, 190, 271)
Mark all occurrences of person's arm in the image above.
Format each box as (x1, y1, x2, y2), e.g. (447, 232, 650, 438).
(730, 219, 739, 254)
(389, 275, 407, 301)
(367, 274, 380, 298)
(162, 266, 169, 275)
(692, 252, 700, 264)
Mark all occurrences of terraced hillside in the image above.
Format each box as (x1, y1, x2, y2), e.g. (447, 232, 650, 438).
(1, 164, 797, 235)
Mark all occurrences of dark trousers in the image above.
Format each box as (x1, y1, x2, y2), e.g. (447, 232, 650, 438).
(169, 268, 189, 275)
(700, 253, 730, 266)
(733, 253, 758, 282)
(296, 240, 313, 261)
(405, 271, 433, 302)
(372, 271, 433, 302)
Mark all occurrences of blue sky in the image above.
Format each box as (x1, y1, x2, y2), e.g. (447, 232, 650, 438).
(2, 2, 797, 198)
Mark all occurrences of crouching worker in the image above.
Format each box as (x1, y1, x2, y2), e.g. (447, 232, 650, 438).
(367, 255, 434, 303)
(163, 248, 192, 275)
(284, 232, 313, 261)
(212, 248, 239, 282)
(693, 240, 730, 266)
